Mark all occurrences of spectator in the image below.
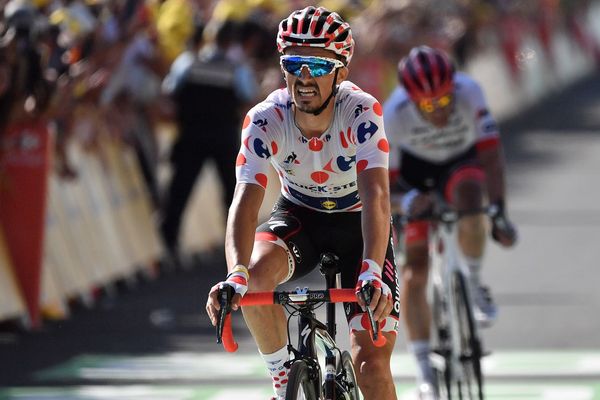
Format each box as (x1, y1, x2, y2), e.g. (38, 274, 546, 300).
(159, 19, 258, 266)
(0, 1, 52, 129)
(100, 5, 168, 207)
(155, 0, 198, 64)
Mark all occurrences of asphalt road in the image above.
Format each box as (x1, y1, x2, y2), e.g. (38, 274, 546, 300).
(1, 71, 599, 399)
(483, 70, 600, 350)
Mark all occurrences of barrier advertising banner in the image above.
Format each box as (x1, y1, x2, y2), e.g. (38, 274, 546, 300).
(0, 120, 52, 328)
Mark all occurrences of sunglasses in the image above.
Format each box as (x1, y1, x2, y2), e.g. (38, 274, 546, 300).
(280, 55, 345, 78)
(418, 94, 453, 113)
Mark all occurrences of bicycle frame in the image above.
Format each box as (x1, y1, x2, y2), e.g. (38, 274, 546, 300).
(429, 215, 473, 380)
(216, 253, 384, 400)
(218, 286, 371, 400)
(292, 291, 347, 399)
(427, 204, 487, 399)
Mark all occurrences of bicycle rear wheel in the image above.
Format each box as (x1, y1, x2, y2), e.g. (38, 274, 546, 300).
(336, 350, 360, 399)
(431, 281, 452, 399)
(286, 360, 319, 400)
(453, 271, 484, 400)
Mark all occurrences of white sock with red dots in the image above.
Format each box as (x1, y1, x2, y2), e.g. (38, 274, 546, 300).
(260, 345, 290, 399)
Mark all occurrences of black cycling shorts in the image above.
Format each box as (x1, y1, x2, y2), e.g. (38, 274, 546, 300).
(397, 146, 482, 195)
(256, 196, 400, 334)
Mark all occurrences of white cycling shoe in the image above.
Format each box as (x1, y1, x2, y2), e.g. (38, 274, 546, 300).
(417, 382, 439, 400)
(472, 284, 498, 328)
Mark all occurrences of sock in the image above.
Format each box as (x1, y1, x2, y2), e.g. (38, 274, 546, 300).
(464, 255, 482, 287)
(260, 345, 290, 399)
(409, 340, 434, 385)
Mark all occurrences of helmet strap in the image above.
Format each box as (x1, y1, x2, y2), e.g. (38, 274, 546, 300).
(309, 69, 339, 116)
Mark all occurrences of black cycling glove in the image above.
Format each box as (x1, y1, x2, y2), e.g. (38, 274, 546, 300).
(490, 200, 518, 244)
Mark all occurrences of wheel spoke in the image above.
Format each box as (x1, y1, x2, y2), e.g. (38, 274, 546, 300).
(454, 272, 485, 400)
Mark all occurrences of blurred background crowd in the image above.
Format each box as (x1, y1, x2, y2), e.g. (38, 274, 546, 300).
(1, 0, 599, 325)
(2, 0, 599, 184)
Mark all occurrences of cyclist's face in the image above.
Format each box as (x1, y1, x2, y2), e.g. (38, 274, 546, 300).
(282, 47, 348, 114)
(416, 92, 454, 128)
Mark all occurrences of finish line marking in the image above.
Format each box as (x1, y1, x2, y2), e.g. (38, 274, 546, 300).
(2, 351, 599, 399)
(31, 351, 600, 382)
(1, 383, 599, 400)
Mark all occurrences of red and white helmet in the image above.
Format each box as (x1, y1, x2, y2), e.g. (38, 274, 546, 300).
(398, 46, 455, 100)
(277, 6, 354, 64)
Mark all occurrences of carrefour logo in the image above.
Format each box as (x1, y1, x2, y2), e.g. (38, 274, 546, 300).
(357, 121, 379, 143)
(336, 155, 356, 171)
(253, 138, 271, 159)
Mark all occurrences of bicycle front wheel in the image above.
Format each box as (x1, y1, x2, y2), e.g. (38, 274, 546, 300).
(286, 360, 318, 400)
(336, 350, 360, 399)
(431, 281, 452, 399)
(453, 271, 484, 400)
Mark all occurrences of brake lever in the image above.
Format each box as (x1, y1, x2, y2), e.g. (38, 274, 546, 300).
(359, 283, 380, 343)
(216, 284, 234, 344)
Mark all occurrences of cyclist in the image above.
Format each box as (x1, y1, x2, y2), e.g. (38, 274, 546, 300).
(383, 45, 517, 399)
(206, 6, 400, 400)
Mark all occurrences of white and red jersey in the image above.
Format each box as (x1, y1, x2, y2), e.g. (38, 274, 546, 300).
(236, 81, 390, 213)
(383, 72, 500, 168)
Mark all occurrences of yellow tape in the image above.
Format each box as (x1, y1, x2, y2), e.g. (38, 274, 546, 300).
(230, 264, 249, 278)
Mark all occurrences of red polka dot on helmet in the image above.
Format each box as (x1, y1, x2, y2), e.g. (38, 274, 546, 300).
(398, 46, 455, 101)
(277, 6, 355, 64)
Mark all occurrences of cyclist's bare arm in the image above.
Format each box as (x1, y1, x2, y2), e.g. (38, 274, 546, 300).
(477, 143, 507, 205)
(477, 144, 518, 246)
(225, 183, 265, 273)
(358, 167, 390, 263)
(357, 167, 393, 321)
(207, 183, 265, 324)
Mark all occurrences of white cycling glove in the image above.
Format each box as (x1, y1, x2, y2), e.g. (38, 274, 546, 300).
(220, 264, 249, 297)
(355, 259, 391, 298)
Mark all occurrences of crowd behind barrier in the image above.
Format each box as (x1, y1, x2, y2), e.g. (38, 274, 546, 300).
(0, 0, 599, 327)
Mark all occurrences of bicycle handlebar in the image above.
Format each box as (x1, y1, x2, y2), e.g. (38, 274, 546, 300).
(217, 287, 386, 352)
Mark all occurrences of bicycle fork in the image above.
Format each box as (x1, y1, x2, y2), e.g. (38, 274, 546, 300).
(430, 229, 468, 391)
(296, 310, 339, 400)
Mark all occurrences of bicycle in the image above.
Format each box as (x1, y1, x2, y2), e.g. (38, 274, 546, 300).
(396, 196, 498, 400)
(215, 252, 385, 400)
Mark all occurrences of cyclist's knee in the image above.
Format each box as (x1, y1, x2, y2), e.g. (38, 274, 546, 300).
(403, 244, 429, 289)
(248, 242, 289, 291)
(404, 220, 429, 245)
(458, 214, 486, 236)
(352, 332, 397, 396)
(401, 268, 428, 293)
(452, 179, 484, 210)
(352, 342, 394, 390)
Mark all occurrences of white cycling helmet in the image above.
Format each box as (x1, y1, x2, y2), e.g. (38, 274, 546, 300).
(276, 6, 354, 64)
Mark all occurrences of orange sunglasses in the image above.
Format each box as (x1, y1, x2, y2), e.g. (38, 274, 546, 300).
(417, 94, 453, 113)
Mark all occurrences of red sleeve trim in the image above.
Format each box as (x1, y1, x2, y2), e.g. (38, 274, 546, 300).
(476, 137, 500, 152)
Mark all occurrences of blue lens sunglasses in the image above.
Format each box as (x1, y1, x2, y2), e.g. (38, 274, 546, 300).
(280, 55, 345, 78)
